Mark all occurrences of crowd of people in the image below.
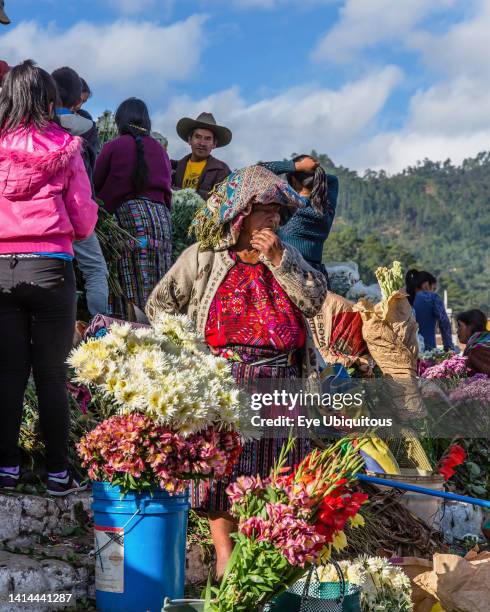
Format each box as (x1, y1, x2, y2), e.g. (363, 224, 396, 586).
(0, 58, 488, 574)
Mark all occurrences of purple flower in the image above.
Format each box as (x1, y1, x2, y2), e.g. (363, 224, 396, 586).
(449, 375, 490, 405)
(422, 355, 468, 380)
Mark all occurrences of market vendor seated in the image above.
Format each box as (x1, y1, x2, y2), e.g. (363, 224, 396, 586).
(457, 309, 490, 376)
(146, 164, 327, 578)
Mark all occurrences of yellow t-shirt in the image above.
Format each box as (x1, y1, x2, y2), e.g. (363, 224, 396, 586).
(182, 159, 207, 190)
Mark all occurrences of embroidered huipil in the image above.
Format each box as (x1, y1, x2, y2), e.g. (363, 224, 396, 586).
(205, 252, 306, 351)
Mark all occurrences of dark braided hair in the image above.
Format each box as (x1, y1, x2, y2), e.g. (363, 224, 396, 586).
(287, 154, 328, 214)
(405, 269, 437, 305)
(115, 98, 151, 194)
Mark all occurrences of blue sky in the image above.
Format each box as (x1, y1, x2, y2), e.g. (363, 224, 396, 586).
(1, 0, 489, 173)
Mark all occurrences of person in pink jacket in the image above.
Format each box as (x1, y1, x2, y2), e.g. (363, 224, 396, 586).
(0, 60, 98, 496)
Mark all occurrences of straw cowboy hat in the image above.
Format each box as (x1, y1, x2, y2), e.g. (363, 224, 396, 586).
(176, 112, 232, 148)
(0, 1, 10, 25)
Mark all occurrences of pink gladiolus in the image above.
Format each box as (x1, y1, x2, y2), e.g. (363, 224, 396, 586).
(239, 502, 326, 567)
(226, 475, 267, 505)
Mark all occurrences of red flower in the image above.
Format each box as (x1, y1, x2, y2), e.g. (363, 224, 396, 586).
(314, 522, 335, 543)
(447, 444, 466, 464)
(437, 444, 466, 480)
(438, 463, 456, 481)
(317, 491, 368, 533)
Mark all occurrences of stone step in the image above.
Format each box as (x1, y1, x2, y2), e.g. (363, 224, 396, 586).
(0, 549, 93, 612)
(0, 491, 92, 544)
(0, 491, 209, 608)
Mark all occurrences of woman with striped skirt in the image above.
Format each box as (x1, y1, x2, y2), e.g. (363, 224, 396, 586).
(146, 165, 328, 578)
(94, 98, 172, 319)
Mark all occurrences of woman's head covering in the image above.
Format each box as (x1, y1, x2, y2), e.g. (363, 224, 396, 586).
(191, 164, 305, 250)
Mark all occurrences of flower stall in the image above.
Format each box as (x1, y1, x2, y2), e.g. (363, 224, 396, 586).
(165, 437, 370, 611)
(68, 314, 243, 612)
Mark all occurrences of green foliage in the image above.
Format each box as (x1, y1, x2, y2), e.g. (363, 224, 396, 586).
(96, 111, 118, 146)
(317, 151, 490, 312)
(376, 261, 403, 301)
(171, 189, 206, 259)
(96, 110, 168, 149)
(95, 204, 134, 296)
(421, 438, 490, 499)
(324, 226, 417, 285)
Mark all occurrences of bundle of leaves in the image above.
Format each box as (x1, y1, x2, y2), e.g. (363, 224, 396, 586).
(375, 260, 404, 301)
(19, 377, 108, 478)
(171, 189, 205, 260)
(74, 204, 134, 319)
(94, 204, 135, 297)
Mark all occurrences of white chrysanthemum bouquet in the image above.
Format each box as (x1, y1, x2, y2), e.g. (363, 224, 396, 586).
(69, 313, 241, 435)
(318, 555, 413, 611)
(69, 314, 243, 494)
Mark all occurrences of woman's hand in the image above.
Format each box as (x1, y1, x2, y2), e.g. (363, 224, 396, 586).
(295, 156, 319, 173)
(250, 229, 284, 266)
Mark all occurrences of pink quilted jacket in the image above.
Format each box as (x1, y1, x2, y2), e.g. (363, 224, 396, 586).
(0, 122, 98, 255)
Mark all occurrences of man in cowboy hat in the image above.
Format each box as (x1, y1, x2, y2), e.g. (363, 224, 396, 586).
(0, 1, 10, 25)
(172, 112, 232, 201)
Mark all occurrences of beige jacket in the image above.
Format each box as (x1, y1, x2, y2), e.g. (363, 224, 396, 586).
(146, 243, 328, 379)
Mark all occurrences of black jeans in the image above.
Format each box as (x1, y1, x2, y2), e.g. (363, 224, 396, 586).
(0, 257, 76, 472)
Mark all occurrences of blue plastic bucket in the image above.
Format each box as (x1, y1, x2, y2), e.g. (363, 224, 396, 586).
(91, 481, 189, 612)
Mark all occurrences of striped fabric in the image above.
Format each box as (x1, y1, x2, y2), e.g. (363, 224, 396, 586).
(191, 345, 310, 512)
(109, 198, 172, 320)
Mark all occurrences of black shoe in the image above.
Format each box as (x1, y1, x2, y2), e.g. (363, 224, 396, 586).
(46, 472, 87, 497)
(0, 469, 19, 490)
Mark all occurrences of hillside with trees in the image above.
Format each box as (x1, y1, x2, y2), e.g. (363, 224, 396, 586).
(318, 151, 490, 313)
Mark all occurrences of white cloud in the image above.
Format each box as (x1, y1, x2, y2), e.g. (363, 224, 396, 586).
(154, 66, 402, 167)
(411, 0, 490, 78)
(348, 1, 490, 173)
(313, 0, 456, 63)
(0, 16, 206, 102)
(351, 129, 490, 174)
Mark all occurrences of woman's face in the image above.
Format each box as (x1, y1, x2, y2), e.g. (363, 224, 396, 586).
(457, 320, 472, 344)
(242, 203, 281, 234)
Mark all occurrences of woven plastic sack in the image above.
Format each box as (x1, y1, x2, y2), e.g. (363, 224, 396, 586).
(354, 290, 418, 378)
(310, 293, 367, 367)
(354, 291, 424, 419)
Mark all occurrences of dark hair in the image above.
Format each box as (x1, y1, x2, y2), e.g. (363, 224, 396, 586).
(115, 98, 151, 193)
(80, 78, 91, 98)
(456, 309, 487, 335)
(287, 154, 327, 214)
(0, 60, 58, 135)
(51, 66, 82, 108)
(405, 269, 437, 305)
